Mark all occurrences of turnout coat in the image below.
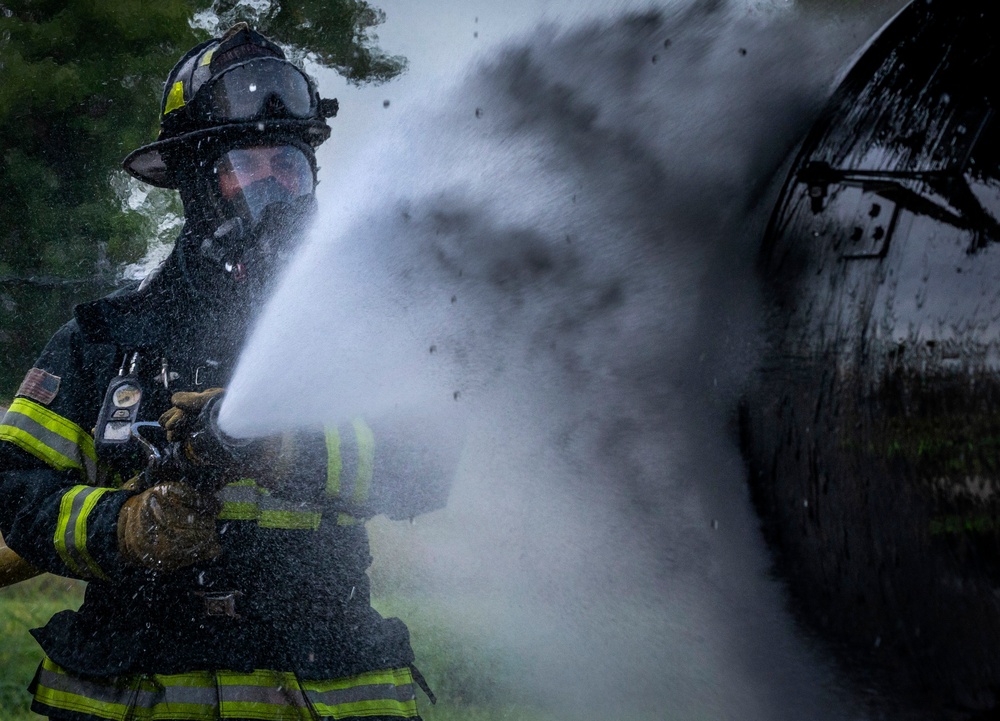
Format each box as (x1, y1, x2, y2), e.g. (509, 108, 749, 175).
(0, 252, 452, 720)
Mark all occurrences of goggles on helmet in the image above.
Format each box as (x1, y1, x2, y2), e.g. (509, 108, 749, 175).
(215, 145, 314, 224)
(194, 57, 317, 124)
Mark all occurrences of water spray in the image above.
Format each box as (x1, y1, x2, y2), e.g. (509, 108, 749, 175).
(217, 3, 893, 719)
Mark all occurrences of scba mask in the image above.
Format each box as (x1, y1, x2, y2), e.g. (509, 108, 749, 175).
(121, 24, 336, 299)
(202, 143, 317, 282)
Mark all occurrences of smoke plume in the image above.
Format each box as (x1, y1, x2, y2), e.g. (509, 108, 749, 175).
(222, 3, 876, 719)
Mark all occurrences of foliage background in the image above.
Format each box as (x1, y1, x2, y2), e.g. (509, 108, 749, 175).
(0, 0, 405, 397)
(0, 578, 552, 720)
(0, 6, 437, 719)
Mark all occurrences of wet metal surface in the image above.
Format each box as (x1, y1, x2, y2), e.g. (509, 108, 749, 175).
(743, 0, 1000, 713)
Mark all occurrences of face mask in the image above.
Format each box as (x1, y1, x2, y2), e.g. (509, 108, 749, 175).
(199, 144, 316, 285)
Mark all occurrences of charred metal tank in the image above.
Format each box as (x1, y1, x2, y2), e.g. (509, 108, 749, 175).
(741, 0, 1000, 713)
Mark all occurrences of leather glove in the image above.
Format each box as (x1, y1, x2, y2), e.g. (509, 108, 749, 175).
(159, 387, 225, 444)
(117, 481, 222, 572)
(160, 386, 279, 483)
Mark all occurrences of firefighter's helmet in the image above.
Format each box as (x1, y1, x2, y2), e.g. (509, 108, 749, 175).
(123, 23, 338, 189)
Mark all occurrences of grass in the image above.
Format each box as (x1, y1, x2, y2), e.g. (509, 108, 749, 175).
(0, 574, 85, 720)
(372, 595, 560, 721)
(0, 578, 556, 721)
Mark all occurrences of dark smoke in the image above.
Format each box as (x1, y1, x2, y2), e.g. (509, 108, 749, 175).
(222, 3, 879, 719)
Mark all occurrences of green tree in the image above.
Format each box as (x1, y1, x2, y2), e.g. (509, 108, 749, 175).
(207, 0, 406, 84)
(0, 0, 201, 279)
(0, 0, 404, 395)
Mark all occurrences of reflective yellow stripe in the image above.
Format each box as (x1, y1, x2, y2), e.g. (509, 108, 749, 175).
(213, 668, 312, 721)
(218, 478, 265, 521)
(258, 509, 322, 530)
(72, 486, 112, 580)
(337, 512, 361, 526)
(0, 398, 96, 482)
(352, 419, 374, 504)
(259, 493, 322, 530)
(33, 657, 418, 720)
(53, 488, 85, 577)
(218, 480, 324, 529)
(305, 667, 418, 718)
(199, 48, 215, 66)
(325, 425, 342, 497)
(218, 501, 260, 521)
(53, 485, 113, 580)
(163, 80, 185, 115)
(34, 658, 218, 720)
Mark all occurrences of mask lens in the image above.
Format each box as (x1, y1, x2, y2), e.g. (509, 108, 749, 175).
(215, 145, 314, 222)
(206, 59, 314, 121)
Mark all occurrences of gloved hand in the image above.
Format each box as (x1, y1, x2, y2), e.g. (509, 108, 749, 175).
(158, 387, 225, 444)
(117, 481, 221, 572)
(160, 386, 278, 483)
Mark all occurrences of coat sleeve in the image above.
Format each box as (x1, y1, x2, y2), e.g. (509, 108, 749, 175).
(0, 321, 133, 581)
(320, 411, 461, 521)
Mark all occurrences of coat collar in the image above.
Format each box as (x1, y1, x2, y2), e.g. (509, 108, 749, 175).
(74, 255, 186, 348)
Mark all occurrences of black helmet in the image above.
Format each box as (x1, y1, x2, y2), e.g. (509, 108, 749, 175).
(123, 23, 338, 189)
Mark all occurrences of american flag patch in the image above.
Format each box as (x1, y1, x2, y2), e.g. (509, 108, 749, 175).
(17, 368, 61, 406)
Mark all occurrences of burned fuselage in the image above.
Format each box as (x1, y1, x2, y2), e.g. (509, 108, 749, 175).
(742, 0, 1000, 711)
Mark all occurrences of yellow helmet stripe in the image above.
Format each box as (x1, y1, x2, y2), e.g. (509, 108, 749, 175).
(163, 80, 186, 115)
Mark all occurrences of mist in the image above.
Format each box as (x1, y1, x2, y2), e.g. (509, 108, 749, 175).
(221, 2, 881, 719)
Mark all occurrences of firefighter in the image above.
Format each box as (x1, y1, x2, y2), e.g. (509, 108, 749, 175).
(0, 24, 451, 720)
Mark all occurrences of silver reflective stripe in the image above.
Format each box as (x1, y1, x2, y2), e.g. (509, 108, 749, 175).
(34, 658, 418, 720)
(34, 662, 218, 717)
(327, 419, 374, 504)
(218, 481, 323, 529)
(218, 482, 261, 505)
(325, 425, 342, 496)
(309, 681, 417, 706)
(338, 421, 361, 496)
(218, 480, 265, 522)
(1, 404, 97, 482)
(258, 495, 321, 513)
(351, 419, 374, 504)
(220, 682, 310, 705)
(54, 486, 113, 581)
